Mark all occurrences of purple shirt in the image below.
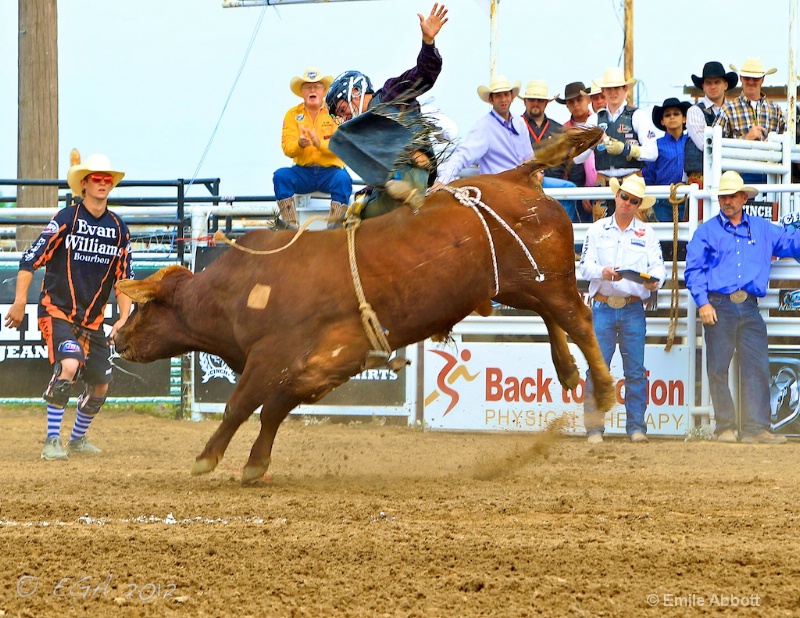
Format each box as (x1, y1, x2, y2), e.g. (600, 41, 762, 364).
(375, 42, 442, 106)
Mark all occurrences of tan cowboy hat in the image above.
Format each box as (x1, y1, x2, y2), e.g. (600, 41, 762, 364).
(66, 153, 125, 196)
(714, 170, 758, 198)
(609, 174, 655, 211)
(596, 67, 637, 88)
(290, 68, 334, 98)
(588, 80, 602, 96)
(519, 80, 552, 101)
(477, 76, 521, 102)
(730, 57, 777, 79)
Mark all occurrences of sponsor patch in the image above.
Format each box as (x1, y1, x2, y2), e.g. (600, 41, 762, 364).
(58, 340, 81, 355)
(43, 221, 59, 235)
(630, 238, 646, 247)
(296, 114, 305, 122)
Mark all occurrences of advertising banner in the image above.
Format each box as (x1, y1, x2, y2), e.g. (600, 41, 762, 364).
(423, 341, 691, 436)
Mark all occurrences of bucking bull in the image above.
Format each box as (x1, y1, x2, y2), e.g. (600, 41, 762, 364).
(114, 127, 615, 484)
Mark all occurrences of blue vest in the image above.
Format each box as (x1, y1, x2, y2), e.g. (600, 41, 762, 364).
(595, 107, 642, 172)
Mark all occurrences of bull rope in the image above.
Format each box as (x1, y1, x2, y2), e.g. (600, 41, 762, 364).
(664, 183, 687, 352)
(439, 185, 545, 295)
(212, 215, 326, 255)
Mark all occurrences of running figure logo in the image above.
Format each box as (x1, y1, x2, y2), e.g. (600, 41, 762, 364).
(424, 349, 480, 415)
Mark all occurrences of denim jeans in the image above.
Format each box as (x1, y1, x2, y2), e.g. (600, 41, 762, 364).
(542, 177, 578, 222)
(652, 198, 684, 223)
(704, 293, 771, 436)
(584, 300, 648, 436)
(273, 165, 353, 205)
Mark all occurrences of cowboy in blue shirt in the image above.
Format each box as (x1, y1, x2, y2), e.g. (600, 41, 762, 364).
(685, 171, 800, 444)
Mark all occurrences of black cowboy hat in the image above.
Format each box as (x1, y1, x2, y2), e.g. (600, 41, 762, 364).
(652, 98, 692, 131)
(691, 61, 738, 91)
(555, 81, 589, 104)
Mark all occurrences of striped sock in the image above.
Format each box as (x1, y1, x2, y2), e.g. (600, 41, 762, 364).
(70, 409, 95, 440)
(46, 404, 65, 438)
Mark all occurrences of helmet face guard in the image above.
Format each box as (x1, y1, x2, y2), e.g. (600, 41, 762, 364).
(326, 71, 374, 119)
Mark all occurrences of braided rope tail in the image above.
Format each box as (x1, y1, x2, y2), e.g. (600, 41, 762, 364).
(664, 183, 687, 352)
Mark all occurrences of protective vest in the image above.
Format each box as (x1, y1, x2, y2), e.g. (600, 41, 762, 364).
(684, 102, 715, 174)
(595, 107, 642, 172)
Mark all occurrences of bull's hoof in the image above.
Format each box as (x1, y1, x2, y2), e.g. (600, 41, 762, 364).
(241, 458, 271, 485)
(191, 456, 219, 476)
(561, 368, 581, 391)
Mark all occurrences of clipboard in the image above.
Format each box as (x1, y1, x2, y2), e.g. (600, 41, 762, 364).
(615, 269, 660, 284)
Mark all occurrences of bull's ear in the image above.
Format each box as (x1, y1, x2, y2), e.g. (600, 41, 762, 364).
(116, 279, 160, 304)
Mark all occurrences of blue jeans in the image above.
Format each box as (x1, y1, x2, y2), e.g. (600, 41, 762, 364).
(652, 198, 684, 223)
(273, 165, 353, 205)
(584, 300, 648, 436)
(542, 177, 578, 222)
(704, 292, 770, 436)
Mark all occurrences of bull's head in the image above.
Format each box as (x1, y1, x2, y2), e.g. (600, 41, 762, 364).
(114, 265, 194, 363)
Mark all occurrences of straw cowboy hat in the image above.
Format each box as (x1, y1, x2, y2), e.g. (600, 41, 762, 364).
(691, 61, 738, 90)
(588, 80, 602, 96)
(595, 67, 637, 88)
(730, 57, 777, 79)
(714, 170, 758, 198)
(651, 97, 692, 131)
(290, 68, 334, 97)
(477, 76, 521, 102)
(519, 80, 552, 101)
(67, 153, 125, 196)
(555, 81, 588, 104)
(609, 174, 655, 211)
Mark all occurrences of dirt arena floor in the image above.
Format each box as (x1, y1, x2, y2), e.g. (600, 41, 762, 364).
(1, 408, 799, 617)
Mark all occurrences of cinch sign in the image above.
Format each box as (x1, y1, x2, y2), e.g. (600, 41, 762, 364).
(423, 342, 690, 436)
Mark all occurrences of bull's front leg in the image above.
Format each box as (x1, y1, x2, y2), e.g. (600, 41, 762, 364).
(241, 392, 299, 484)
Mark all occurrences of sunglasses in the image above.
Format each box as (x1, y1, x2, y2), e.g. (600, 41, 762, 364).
(86, 173, 114, 184)
(618, 192, 642, 206)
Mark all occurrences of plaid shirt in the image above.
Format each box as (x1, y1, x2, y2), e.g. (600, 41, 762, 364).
(714, 94, 786, 139)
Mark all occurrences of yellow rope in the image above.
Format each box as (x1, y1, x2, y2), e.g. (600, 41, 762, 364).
(664, 183, 687, 352)
(212, 216, 325, 255)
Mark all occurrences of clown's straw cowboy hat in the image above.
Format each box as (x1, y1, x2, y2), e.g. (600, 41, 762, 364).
(477, 76, 521, 102)
(651, 98, 692, 132)
(713, 170, 759, 199)
(555, 81, 589, 104)
(595, 67, 637, 88)
(691, 61, 738, 90)
(730, 57, 777, 79)
(519, 80, 552, 101)
(67, 154, 125, 196)
(290, 68, 333, 98)
(609, 174, 655, 211)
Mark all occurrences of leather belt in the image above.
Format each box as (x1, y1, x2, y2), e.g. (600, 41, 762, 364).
(710, 290, 750, 304)
(593, 293, 643, 309)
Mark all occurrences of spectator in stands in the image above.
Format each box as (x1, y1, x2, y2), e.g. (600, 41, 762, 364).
(588, 81, 607, 114)
(433, 76, 531, 186)
(325, 3, 448, 218)
(3, 154, 133, 461)
(587, 67, 658, 219)
(579, 173, 665, 444)
(715, 57, 786, 185)
(273, 68, 352, 229)
(518, 80, 579, 221)
(684, 171, 800, 444)
(558, 81, 598, 222)
(685, 61, 738, 184)
(643, 97, 691, 222)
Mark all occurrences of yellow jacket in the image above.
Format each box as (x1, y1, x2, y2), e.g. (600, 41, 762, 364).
(280, 103, 344, 168)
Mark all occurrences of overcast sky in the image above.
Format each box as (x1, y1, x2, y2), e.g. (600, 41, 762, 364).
(0, 0, 796, 199)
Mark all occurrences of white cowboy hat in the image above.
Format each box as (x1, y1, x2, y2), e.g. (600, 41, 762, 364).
(519, 80, 552, 101)
(729, 57, 777, 79)
(714, 170, 758, 198)
(477, 76, 521, 102)
(609, 174, 655, 211)
(66, 153, 125, 196)
(588, 80, 603, 96)
(595, 67, 637, 88)
(290, 68, 334, 98)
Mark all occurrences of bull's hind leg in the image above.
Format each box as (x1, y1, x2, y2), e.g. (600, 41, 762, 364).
(497, 290, 615, 412)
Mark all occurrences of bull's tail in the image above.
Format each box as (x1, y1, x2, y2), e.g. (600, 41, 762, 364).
(499, 126, 604, 184)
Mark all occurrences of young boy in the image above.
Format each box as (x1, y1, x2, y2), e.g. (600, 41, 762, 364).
(642, 97, 692, 222)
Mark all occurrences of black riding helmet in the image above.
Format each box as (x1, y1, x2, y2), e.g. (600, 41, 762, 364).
(326, 70, 374, 117)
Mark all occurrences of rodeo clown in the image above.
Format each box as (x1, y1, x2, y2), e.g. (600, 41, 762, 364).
(3, 154, 133, 460)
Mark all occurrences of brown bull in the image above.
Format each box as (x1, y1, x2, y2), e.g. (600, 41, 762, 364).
(115, 127, 614, 484)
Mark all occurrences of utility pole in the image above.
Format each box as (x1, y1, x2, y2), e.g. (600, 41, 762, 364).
(17, 0, 59, 249)
(624, 0, 634, 107)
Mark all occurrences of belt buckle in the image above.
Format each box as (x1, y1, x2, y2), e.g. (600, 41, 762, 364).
(730, 290, 748, 304)
(607, 295, 627, 309)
